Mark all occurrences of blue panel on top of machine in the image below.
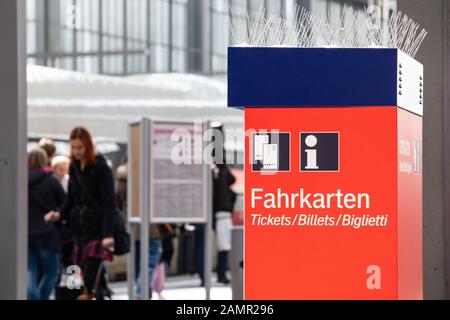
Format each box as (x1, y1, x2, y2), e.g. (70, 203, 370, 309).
(228, 47, 400, 109)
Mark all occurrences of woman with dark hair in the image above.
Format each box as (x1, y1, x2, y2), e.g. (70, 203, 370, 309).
(28, 148, 65, 300)
(45, 127, 116, 300)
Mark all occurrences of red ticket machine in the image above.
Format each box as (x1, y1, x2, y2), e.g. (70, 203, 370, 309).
(228, 48, 423, 300)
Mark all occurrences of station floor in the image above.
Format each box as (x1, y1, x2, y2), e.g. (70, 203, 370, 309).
(109, 275, 232, 300)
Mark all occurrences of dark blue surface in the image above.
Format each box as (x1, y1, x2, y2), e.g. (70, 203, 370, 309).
(228, 47, 398, 108)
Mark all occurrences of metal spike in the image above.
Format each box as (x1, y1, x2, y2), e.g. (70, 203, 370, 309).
(228, 3, 427, 57)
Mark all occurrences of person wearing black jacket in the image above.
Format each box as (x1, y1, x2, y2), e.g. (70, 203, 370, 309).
(196, 123, 237, 286)
(45, 127, 116, 300)
(28, 148, 66, 300)
(213, 163, 236, 284)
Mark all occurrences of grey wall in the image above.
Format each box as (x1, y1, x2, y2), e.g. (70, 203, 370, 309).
(0, 0, 27, 300)
(398, 0, 449, 300)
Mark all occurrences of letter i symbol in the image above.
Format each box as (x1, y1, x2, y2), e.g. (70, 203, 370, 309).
(305, 135, 319, 170)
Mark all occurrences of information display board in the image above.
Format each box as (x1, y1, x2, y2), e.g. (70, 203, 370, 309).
(127, 119, 212, 301)
(151, 122, 206, 223)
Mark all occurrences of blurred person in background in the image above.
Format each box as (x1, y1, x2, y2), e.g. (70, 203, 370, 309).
(38, 138, 57, 171)
(51, 156, 70, 193)
(211, 123, 236, 284)
(134, 227, 162, 299)
(154, 224, 176, 299)
(115, 156, 127, 216)
(115, 156, 163, 299)
(212, 162, 236, 284)
(160, 224, 176, 275)
(195, 223, 205, 286)
(50, 155, 75, 300)
(28, 148, 65, 300)
(195, 122, 236, 286)
(45, 127, 116, 300)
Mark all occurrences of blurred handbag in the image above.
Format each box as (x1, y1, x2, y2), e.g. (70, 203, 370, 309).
(215, 211, 232, 251)
(54, 265, 84, 300)
(232, 211, 244, 226)
(113, 210, 131, 255)
(152, 262, 166, 295)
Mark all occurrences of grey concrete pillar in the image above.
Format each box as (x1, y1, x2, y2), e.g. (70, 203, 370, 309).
(188, 0, 201, 73)
(188, 0, 211, 74)
(201, 0, 212, 75)
(0, 0, 28, 300)
(397, 0, 449, 300)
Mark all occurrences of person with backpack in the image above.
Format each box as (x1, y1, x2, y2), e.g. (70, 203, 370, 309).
(28, 148, 66, 300)
(45, 127, 117, 300)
